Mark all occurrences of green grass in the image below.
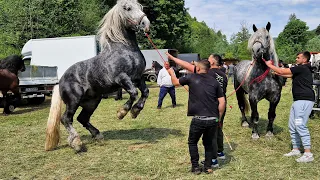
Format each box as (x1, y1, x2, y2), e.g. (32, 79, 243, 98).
(1, 81, 320, 179)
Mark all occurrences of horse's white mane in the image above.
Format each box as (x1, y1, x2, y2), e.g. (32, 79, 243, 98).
(97, 0, 142, 50)
(248, 29, 279, 67)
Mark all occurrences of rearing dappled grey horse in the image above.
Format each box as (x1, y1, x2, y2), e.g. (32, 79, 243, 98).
(45, 0, 150, 152)
(234, 22, 283, 139)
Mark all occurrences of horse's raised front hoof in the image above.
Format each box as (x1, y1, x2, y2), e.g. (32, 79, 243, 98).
(265, 131, 274, 139)
(94, 133, 104, 140)
(241, 121, 249, 128)
(130, 106, 141, 119)
(70, 136, 85, 152)
(251, 133, 260, 140)
(117, 107, 128, 120)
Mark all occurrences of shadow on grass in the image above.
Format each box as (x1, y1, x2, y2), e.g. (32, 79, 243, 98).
(219, 142, 238, 168)
(5, 99, 51, 115)
(239, 117, 284, 135)
(82, 128, 183, 144)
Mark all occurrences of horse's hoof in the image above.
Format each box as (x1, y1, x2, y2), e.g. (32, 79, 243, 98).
(241, 121, 249, 128)
(131, 107, 141, 119)
(265, 131, 274, 139)
(70, 136, 84, 152)
(251, 133, 260, 140)
(117, 108, 128, 120)
(94, 133, 104, 140)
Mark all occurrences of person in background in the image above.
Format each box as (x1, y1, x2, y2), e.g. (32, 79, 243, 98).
(221, 62, 228, 74)
(228, 62, 235, 83)
(265, 51, 315, 163)
(156, 62, 176, 109)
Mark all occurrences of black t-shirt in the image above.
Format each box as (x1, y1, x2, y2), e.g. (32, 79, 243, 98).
(179, 73, 224, 117)
(208, 68, 228, 96)
(290, 64, 315, 101)
(194, 67, 228, 96)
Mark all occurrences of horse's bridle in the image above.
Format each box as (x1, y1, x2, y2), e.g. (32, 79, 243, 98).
(253, 39, 271, 58)
(127, 14, 146, 26)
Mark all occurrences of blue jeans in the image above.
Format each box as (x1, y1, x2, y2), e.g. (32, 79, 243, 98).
(188, 118, 218, 169)
(157, 86, 176, 108)
(289, 100, 314, 149)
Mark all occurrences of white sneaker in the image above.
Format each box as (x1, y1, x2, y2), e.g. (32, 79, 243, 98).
(284, 149, 301, 157)
(296, 153, 314, 163)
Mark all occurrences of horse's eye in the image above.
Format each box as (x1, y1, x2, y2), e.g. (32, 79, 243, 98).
(124, 6, 131, 11)
(266, 36, 269, 39)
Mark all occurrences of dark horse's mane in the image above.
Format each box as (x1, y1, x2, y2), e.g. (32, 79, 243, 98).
(0, 55, 24, 75)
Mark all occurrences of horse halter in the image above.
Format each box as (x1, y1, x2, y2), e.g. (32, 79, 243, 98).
(127, 14, 147, 27)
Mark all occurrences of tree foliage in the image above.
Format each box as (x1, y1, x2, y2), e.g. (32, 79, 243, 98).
(0, 1, 317, 62)
(306, 36, 320, 52)
(276, 17, 311, 63)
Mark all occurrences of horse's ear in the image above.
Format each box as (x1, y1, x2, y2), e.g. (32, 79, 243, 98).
(253, 24, 258, 32)
(266, 22, 271, 32)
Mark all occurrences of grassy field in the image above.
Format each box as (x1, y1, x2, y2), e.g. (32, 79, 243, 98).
(1, 81, 320, 179)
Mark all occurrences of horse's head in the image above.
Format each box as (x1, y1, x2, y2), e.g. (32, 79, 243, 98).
(248, 22, 273, 61)
(117, 0, 150, 32)
(98, 0, 150, 49)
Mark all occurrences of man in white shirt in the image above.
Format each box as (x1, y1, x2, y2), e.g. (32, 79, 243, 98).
(157, 62, 176, 109)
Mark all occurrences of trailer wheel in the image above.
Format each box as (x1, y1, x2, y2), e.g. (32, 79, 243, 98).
(28, 96, 45, 105)
(148, 75, 157, 82)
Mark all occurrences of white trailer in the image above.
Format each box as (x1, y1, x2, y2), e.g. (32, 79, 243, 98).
(21, 35, 99, 79)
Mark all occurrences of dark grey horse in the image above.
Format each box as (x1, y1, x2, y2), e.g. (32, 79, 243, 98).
(234, 22, 283, 139)
(45, 0, 150, 152)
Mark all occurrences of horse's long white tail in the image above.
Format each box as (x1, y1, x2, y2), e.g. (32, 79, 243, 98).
(45, 85, 63, 151)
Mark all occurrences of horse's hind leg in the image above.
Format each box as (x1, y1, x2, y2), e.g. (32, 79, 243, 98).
(249, 97, 259, 139)
(78, 97, 103, 140)
(116, 73, 138, 119)
(60, 85, 85, 152)
(266, 100, 279, 138)
(131, 79, 149, 118)
(235, 87, 249, 127)
(61, 102, 85, 152)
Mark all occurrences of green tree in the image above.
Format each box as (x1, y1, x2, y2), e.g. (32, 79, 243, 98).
(276, 16, 310, 63)
(315, 24, 320, 35)
(306, 36, 320, 52)
(228, 23, 251, 60)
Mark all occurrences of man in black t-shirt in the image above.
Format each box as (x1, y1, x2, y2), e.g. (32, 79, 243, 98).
(166, 52, 228, 166)
(166, 60, 225, 174)
(265, 51, 315, 163)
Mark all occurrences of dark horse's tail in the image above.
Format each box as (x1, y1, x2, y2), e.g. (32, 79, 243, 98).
(45, 85, 63, 151)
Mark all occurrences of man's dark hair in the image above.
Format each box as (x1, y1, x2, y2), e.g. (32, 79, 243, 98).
(198, 59, 210, 71)
(297, 51, 311, 61)
(211, 54, 223, 66)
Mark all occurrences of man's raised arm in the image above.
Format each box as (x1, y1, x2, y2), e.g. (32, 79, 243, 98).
(165, 52, 195, 73)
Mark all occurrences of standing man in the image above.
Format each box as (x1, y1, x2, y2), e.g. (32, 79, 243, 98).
(228, 62, 235, 83)
(166, 60, 225, 174)
(156, 62, 176, 109)
(221, 62, 228, 74)
(166, 52, 228, 167)
(265, 51, 315, 163)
